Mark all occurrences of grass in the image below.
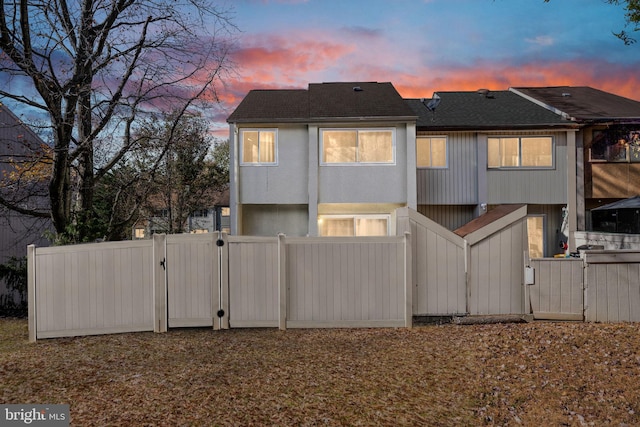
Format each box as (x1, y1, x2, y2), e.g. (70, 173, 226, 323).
(2, 318, 640, 426)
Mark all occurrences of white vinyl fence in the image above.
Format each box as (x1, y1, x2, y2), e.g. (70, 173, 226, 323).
(28, 233, 412, 341)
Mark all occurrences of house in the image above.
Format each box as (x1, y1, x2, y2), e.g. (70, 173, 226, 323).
(227, 82, 418, 237)
(510, 86, 640, 237)
(0, 104, 51, 308)
(406, 89, 579, 257)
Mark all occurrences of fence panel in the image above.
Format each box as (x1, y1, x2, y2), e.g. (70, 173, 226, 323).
(585, 251, 640, 322)
(227, 236, 279, 327)
(529, 258, 583, 320)
(285, 236, 409, 327)
(166, 234, 219, 328)
(32, 241, 154, 339)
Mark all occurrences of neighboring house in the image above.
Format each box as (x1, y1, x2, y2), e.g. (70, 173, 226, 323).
(227, 82, 417, 237)
(0, 104, 51, 307)
(406, 89, 579, 257)
(510, 86, 640, 236)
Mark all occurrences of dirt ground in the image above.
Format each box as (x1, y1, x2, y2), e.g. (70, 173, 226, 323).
(1, 318, 639, 426)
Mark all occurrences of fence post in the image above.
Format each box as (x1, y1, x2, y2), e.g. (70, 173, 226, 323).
(404, 232, 413, 329)
(278, 233, 287, 330)
(27, 244, 37, 343)
(219, 232, 230, 330)
(153, 234, 167, 333)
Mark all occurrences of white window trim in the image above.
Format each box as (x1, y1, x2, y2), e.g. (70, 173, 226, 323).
(319, 128, 396, 166)
(487, 136, 555, 170)
(417, 135, 448, 169)
(317, 214, 391, 236)
(239, 128, 278, 166)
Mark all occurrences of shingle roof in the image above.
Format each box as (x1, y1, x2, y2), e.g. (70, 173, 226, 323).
(227, 82, 416, 123)
(592, 195, 640, 211)
(406, 90, 577, 131)
(511, 86, 640, 122)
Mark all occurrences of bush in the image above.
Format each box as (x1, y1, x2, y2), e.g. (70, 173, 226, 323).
(0, 256, 28, 317)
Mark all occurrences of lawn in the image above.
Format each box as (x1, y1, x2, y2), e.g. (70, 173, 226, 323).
(1, 318, 640, 426)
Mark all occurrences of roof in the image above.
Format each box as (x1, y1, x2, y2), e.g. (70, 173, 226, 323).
(592, 196, 640, 211)
(227, 82, 416, 123)
(511, 86, 640, 123)
(406, 90, 577, 131)
(454, 204, 525, 238)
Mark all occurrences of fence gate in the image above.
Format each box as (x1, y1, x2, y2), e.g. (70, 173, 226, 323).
(166, 234, 219, 328)
(528, 258, 584, 321)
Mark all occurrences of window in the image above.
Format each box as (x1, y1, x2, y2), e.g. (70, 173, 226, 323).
(488, 137, 553, 168)
(321, 129, 394, 164)
(318, 215, 389, 236)
(417, 136, 447, 168)
(241, 129, 277, 164)
(191, 209, 209, 218)
(590, 128, 640, 162)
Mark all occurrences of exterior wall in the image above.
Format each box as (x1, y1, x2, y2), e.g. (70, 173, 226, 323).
(527, 204, 566, 257)
(417, 204, 476, 231)
(241, 204, 308, 236)
(485, 131, 568, 204)
(238, 125, 309, 204)
(589, 163, 640, 198)
(317, 123, 410, 204)
(417, 132, 478, 205)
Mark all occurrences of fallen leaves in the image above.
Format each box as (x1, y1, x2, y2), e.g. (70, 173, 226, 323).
(1, 319, 640, 426)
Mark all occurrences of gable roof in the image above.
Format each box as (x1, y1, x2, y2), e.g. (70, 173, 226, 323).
(227, 82, 416, 123)
(510, 86, 640, 123)
(406, 90, 577, 131)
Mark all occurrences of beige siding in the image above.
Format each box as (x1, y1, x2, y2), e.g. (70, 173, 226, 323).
(529, 258, 583, 320)
(417, 132, 477, 205)
(286, 237, 407, 327)
(166, 234, 217, 327)
(227, 236, 280, 327)
(33, 241, 154, 339)
(397, 208, 466, 316)
(527, 204, 566, 257)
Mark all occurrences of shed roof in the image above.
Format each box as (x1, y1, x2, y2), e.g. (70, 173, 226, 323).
(227, 82, 416, 123)
(406, 90, 577, 131)
(592, 196, 640, 211)
(510, 86, 640, 122)
(454, 204, 526, 238)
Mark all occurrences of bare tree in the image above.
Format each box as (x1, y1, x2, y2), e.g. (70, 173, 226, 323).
(0, 0, 236, 241)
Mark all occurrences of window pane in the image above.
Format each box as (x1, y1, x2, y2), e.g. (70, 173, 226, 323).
(259, 131, 276, 163)
(500, 138, 520, 167)
(487, 138, 500, 168)
(527, 216, 544, 258)
(355, 218, 387, 236)
(416, 137, 431, 167)
(430, 137, 447, 167)
(359, 131, 393, 162)
(242, 131, 259, 163)
(323, 131, 357, 163)
(319, 218, 354, 236)
(521, 137, 552, 167)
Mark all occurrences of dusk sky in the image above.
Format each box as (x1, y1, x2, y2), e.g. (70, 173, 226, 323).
(212, 0, 639, 135)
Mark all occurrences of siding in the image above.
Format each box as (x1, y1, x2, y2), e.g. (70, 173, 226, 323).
(417, 204, 476, 231)
(417, 132, 477, 205)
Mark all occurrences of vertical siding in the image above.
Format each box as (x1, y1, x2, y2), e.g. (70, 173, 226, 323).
(469, 220, 526, 315)
(227, 236, 279, 327)
(527, 204, 566, 257)
(417, 204, 475, 231)
(166, 234, 217, 327)
(285, 237, 406, 326)
(417, 132, 477, 205)
(529, 258, 583, 320)
(34, 241, 154, 338)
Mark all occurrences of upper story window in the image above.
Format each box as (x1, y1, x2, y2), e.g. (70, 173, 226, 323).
(318, 214, 389, 236)
(417, 136, 447, 168)
(590, 128, 640, 163)
(321, 129, 394, 164)
(488, 136, 553, 169)
(240, 129, 277, 165)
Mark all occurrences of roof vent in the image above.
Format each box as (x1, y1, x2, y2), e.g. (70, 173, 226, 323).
(562, 92, 571, 97)
(477, 88, 494, 98)
(353, 86, 363, 92)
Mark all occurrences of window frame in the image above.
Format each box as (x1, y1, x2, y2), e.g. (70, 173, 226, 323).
(317, 214, 391, 236)
(239, 128, 278, 166)
(487, 136, 554, 170)
(320, 128, 396, 165)
(417, 136, 448, 169)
